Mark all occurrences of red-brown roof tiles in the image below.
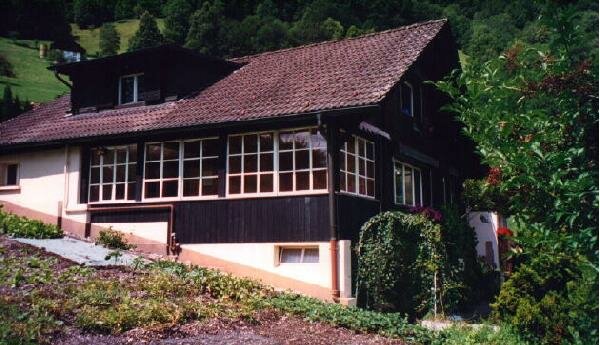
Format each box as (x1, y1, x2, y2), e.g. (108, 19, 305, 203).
(0, 19, 447, 146)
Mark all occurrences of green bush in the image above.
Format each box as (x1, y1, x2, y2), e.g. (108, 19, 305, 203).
(356, 211, 448, 318)
(95, 228, 134, 250)
(434, 324, 528, 345)
(0, 209, 63, 239)
(491, 252, 598, 344)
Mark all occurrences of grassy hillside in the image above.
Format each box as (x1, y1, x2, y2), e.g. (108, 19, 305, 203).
(71, 19, 165, 56)
(0, 38, 68, 103)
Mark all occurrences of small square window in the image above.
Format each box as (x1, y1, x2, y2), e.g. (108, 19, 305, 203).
(0, 163, 19, 186)
(119, 74, 144, 104)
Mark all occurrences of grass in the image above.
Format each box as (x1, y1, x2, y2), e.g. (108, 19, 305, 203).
(0, 38, 68, 102)
(71, 19, 166, 56)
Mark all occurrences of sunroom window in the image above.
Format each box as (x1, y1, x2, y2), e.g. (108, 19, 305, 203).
(278, 128, 327, 192)
(340, 135, 375, 197)
(143, 138, 220, 199)
(394, 161, 422, 206)
(119, 73, 144, 104)
(228, 132, 275, 194)
(226, 128, 328, 196)
(89, 145, 137, 202)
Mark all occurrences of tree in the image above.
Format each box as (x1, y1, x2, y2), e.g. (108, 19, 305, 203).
(128, 11, 165, 51)
(114, 0, 136, 20)
(0, 54, 15, 78)
(185, 1, 226, 56)
(99, 23, 120, 56)
(437, 5, 598, 342)
(73, 0, 114, 28)
(163, 0, 193, 45)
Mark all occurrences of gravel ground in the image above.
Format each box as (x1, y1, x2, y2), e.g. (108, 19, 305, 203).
(13, 236, 140, 266)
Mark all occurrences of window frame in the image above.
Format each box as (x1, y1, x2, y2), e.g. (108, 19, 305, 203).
(278, 246, 320, 264)
(339, 134, 376, 199)
(225, 127, 329, 198)
(393, 160, 423, 207)
(401, 81, 414, 117)
(118, 73, 144, 105)
(88, 145, 137, 204)
(0, 162, 20, 188)
(142, 137, 221, 202)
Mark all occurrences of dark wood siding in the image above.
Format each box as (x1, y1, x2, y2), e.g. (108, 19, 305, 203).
(91, 208, 169, 223)
(175, 195, 329, 243)
(337, 194, 381, 242)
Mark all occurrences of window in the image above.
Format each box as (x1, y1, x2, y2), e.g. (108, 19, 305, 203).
(0, 163, 19, 187)
(182, 139, 220, 197)
(340, 135, 375, 197)
(119, 73, 144, 104)
(278, 128, 327, 192)
(394, 161, 422, 206)
(89, 145, 137, 202)
(144, 139, 219, 199)
(279, 247, 319, 264)
(226, 128, 327, 196)
(228, 132, 275, 195)
(401, 81, 414, 117)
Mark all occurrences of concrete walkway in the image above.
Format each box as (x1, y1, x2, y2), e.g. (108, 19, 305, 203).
(14, 236, 141, 266)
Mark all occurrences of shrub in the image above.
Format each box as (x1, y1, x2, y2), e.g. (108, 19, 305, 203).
(434, 324, 528, 345)
(491, 251, 598, 344)
(0, 209, 63, 239)
(95, 228, 135, 250)
(356, 211, 447, 318)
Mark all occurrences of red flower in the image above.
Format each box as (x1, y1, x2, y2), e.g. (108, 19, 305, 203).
(486, 167, 502, 186)
(497, 227, 513, 237)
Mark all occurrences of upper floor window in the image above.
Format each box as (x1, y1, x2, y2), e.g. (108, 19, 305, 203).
(227, 128, 328, 196)
(394, 161, 422, 206)
(0, 163, 19, 187)
(143, 138, 220, 199)
(340, 135, 375, 198)
(119, 73, 144, 105)
(401, 81, 414, 117)
(89, 145, 137, 202)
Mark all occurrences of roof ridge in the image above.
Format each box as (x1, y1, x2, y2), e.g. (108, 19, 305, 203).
(231, 18, 447, 62)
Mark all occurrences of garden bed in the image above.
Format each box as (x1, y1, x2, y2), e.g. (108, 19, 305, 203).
(0, 235, 408, 345)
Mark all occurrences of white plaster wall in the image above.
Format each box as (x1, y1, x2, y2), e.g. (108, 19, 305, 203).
(468, 211, 502, 268)
(95, 222, 168, 243)
(181, 240, 353, 297)
(0, 147, 87, 224)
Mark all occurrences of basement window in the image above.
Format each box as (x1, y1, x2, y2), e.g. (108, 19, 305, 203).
(279, 247, 319, 264)
(0, 163, 19, 187)
(119, 73, 144, 104)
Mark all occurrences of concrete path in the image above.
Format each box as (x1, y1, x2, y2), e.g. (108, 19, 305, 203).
(14, 236, 141, 266)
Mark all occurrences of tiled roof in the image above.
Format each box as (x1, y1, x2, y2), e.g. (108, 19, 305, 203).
(0, 19, 447, 146)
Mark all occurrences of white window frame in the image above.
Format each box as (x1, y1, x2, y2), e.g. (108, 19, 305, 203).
(225, 127, 328, 198)
(88, 145, 137, 203)
(0, 162, 20, 189)
(278, 246, 320, 264)
(142, 138, 220, 201)
(401, 81, 414, 117)
(393, 160, 423, 206)
(339, 134, 376, 199)
(118, 73, 144, 105)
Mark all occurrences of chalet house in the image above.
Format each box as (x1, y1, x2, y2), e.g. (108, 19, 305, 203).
(0, 19, 479, 304)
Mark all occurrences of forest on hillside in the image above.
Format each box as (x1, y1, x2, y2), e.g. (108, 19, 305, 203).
(0, 0, 597, 63)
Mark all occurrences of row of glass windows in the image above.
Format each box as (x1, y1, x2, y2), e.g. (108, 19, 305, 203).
(88, 130, 423, 205)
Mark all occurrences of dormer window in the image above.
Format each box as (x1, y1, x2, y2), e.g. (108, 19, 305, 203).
(401, 81, 414, 117)
(119, 73, 144, 105)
